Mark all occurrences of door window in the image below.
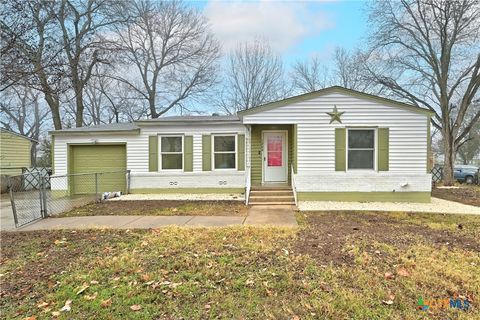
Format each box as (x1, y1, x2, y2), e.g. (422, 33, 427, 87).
(267, 135, 283, 167)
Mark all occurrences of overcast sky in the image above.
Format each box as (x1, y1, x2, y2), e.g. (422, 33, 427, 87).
(194, 0, 368, 66)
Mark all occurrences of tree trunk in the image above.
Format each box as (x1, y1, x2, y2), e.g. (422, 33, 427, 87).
(75, 88, 84, 127)
(442, 131, 456, 186)
(149, 98, 158, 118)
(44, 94, 62, 130)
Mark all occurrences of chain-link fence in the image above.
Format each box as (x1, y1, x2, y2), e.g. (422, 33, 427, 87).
(7, 170, 130, 228)
(7, 171, 47, 227)
(431, 166, 479, 185)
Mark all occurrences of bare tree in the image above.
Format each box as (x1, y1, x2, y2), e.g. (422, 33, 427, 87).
(82, 65, 149, 125)
(365, 0, 480, 185)
(0, 86, 50, 164)
(114, 0, 220, 118)
(55, 0, 127, 127)
(1, 0, 64, 129)
(217, 39, 287, 114)
(291, 56, 331, 93)
(332, 48, 378, 92)
(457, 106, 480, 165)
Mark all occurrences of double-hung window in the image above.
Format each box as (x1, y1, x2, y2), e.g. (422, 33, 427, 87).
(347, 129, 375, 170)
(160, 136, 183, 170)
(213, 135, 236, 169)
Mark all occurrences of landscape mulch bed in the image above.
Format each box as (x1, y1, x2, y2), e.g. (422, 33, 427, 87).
(294, 211, 480, 266)
(55, 200, 248, 217)
(432, 186, 480, 206)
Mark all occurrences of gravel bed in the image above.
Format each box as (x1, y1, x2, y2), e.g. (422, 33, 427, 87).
(109, 193, 244, 201)
(298, 197, 480, 215)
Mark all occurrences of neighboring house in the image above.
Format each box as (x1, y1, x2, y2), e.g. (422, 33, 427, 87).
(0, 128, 37, 176)
(50, 86, 434, 204)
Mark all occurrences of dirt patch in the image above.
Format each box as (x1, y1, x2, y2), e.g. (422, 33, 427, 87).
(55, 200, 248, 217)
(294, 211, 480, 266)
(432, 186, 480, 206)
(0, 230, 145, 308)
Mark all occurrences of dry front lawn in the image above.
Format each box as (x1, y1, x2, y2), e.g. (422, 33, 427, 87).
(55, 200, 248, 218)
(1, 211, 479, 319)
(432, 185, 480, 207)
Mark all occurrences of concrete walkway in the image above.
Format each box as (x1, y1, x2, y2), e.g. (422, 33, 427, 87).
(13, 205, 298, 231)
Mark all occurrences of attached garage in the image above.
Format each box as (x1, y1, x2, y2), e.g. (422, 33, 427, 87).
(68, 144, 127, 194)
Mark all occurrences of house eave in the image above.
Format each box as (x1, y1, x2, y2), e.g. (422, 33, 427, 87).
(135, 120, 242, 126)
(49, 129, 141, 136)
(238, 86, 435, 117)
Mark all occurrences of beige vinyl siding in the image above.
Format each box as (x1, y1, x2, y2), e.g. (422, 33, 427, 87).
(0, 130, 32, 175)
(242, 92, 429, 173)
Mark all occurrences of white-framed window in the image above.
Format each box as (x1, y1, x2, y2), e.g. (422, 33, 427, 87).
(212, 135, 236, 170)
(160, 135, 183, 170)
(347, 129, 376, 170)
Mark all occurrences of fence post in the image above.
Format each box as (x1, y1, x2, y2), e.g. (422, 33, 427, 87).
(41, 175, 48, 218)
(8, 177, 18, 227)
(95, 173, 99, 202)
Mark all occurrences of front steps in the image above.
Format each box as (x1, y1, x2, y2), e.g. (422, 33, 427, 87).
(248, 186, 296, 205)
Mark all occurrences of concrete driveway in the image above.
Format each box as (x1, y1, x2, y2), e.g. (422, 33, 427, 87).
(1, 194, 16, 231)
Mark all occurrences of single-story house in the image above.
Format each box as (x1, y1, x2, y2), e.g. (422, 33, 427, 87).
(50, 86, 434, 205)
(0, 128, 37, 176)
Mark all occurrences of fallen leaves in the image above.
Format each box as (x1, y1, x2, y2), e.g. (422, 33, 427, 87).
(75, 284, 89, 295)
(382, 293, 395, 305)
(101, 298, 112, 308)
(59, 299, 72, 312)
(54, 238, 68, 245)
(84, 292, 98, 301)
(130, 304, 142, 311)
(384, 272, 395, 280)
(397, 268, 410, 277)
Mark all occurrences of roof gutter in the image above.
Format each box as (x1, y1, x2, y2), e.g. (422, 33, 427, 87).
(49, 128, 141, 136)
(134, 120, 241, 126)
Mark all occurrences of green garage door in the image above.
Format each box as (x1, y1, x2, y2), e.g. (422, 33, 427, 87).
(69, 145, 126, 194)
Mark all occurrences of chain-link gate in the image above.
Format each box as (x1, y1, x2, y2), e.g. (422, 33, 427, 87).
(7, 172, 48, 228)
(8, 170, 130, 228)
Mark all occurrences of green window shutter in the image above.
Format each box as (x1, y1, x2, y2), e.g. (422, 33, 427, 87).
(335, 128, 346, 171)
(202, 135, 211, 171)
(184, 136, 193, 172)
(148, 135, 158, 172)
(378, 128, 389, 171)
(237, 134, 245, 171)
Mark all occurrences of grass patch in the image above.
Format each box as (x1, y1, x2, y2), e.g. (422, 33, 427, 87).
(55, 200, 248, 217)
(1, 211, 479, 319)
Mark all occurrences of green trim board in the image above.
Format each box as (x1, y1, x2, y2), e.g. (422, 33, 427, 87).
(238, 86, 435, 117)
(130, 188, 245, 194)
(292, 124, 297, 173)
(184, 136, 193, 172)
(297, 192, 431, 203)
(335, 128, 346, 171)
(250, 124, 294, 185)
(202, 135, 212, 171)
(377, 128, 389, 171)
(427, 116, 431, 173)
(148, 136, 158, 172)
(237, 134, 245, 171)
